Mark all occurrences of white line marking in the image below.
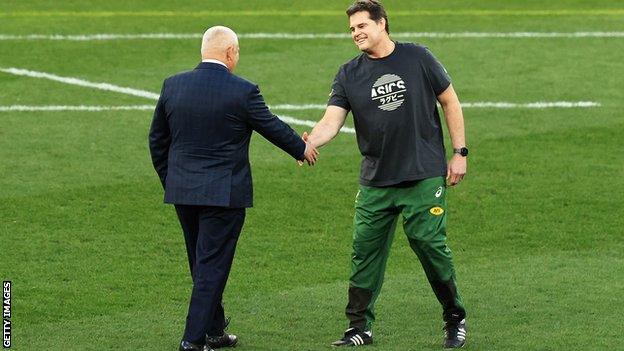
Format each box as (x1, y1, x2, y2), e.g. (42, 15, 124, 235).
(397, 31, 624, 38)
(0, 33, 202, 41)
(271, 104, 327, 110)
(1, 32, 624, 41)
(0, 105, 154, 112)
(0, 67, 160, 100)
(462, 101, 601, 108)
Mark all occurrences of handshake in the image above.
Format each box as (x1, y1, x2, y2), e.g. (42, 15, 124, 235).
(298, 131, 320, 166)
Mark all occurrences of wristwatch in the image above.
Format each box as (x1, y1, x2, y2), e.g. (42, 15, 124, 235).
(453, 147, 469, 157)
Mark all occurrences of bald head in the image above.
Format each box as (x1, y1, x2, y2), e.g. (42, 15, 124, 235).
(201, 26, 240, 72)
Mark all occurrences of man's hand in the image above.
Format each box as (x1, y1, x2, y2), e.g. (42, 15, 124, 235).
(298, 132, 319, 166)
(446, 154, 466, 186)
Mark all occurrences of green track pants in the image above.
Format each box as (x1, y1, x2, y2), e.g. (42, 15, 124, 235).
(345, 176, 466, 331)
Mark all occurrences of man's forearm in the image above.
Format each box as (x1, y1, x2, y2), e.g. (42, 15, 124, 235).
(442, 101, 466, 148)
(308, 120, 341, 148)
(307, 106, 348, 148)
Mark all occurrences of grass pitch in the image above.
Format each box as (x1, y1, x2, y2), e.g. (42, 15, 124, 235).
(1, 1, 623, 350)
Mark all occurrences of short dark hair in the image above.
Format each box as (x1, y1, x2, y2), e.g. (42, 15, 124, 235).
(346, 0, 389, 34)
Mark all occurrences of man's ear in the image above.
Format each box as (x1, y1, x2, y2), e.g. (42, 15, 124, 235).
(226, 46, 234, 61)
(379, 18, 386, 31)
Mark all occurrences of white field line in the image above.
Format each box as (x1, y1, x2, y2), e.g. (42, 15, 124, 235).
(462, 101, 601, 108)
(0, 105, 154, 112)
(271, 104, 328, 110)
(2, 32, 624, 41)
(0, 67, 160, 100)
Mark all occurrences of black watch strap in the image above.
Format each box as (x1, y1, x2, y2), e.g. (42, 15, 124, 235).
(453, 147, 469, 157)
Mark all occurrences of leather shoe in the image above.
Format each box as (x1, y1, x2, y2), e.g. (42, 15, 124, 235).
(206, 333, 238, 348)
(179, 340, 214, 351)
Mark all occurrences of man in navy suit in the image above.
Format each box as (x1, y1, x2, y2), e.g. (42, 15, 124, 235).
(149, 26, 318, 351)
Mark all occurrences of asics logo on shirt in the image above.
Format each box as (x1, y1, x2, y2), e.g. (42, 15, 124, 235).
(371, 73, 406, 111)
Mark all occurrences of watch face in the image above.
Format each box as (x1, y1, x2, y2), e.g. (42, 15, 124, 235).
(455, 147, 469, 156)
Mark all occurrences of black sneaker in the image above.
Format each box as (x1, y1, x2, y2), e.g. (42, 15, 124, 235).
(443, 318, 467, 348)
(206, 333, 237, 348)
(331, 327, 373, 347)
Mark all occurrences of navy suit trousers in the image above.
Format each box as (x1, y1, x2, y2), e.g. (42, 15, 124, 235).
(174, 205, 246, 344)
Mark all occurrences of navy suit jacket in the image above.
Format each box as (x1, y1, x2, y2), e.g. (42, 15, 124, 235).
(149, 62, 306, 208)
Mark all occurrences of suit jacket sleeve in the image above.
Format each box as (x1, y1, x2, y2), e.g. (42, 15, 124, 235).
(246, 85, 306, 160)
(148, 81, 171, 188)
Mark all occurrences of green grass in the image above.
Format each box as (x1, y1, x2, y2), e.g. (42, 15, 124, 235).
(1, 1, 623, 350)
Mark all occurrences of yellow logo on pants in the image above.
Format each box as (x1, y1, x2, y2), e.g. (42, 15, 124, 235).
(430, 206, 444, 216)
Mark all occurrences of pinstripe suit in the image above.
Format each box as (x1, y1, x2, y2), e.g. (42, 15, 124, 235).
(149, 62, 305, 343)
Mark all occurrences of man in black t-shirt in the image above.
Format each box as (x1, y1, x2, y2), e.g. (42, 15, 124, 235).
(306, 1, 469, 348)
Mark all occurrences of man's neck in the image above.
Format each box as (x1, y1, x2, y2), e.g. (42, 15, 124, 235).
(201, 58, 228, 68)
(366, 38, 395, 59)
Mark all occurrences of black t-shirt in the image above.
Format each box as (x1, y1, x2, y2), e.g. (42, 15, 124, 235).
(328, 42, 451, 187)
